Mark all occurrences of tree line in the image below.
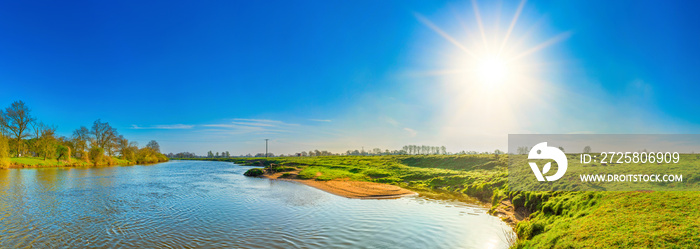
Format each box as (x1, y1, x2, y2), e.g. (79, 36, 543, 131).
(0, 100, 167, 167)
(167, 145, 514, 159)
(265, 145, 450, 157)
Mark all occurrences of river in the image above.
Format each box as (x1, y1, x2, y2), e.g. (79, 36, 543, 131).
(0, 160, 513, 248)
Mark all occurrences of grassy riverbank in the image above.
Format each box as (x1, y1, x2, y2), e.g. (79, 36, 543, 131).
(4, 156, 168, 169)
(185, 155, 700, 248)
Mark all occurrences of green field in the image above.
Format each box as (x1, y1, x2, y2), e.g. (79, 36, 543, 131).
(190, 155, 700, 248)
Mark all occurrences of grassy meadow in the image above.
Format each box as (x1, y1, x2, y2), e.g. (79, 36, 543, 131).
(189, 155, 700, 248)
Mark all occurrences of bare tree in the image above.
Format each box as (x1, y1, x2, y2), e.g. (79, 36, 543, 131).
(0, 101, 36, 156)
(583, 146, 592, 153)
(90, 119, 118, 155)
(72, 126, 91, 155)
(146, 140, 160, 153)
(117, 135, 138, 161)
(34, 122, 57, 160)
(517, 146, 530, 155)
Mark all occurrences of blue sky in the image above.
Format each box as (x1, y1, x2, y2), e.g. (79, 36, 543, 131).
(1, 0, 698, 155)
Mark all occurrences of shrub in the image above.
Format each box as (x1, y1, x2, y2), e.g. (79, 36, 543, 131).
(0, 158, 10, 168)
(244, 168, 265, 177)
(0, 136, 9, 158)
(135, 147, 169, 164)
(56, 145, 71, 162)
(0, 136, 9, 168)
(89, 147, 105, 166)
(156, 153, 168, 162)
(122, 147, 136, 162)
(105, 156, 117, 166)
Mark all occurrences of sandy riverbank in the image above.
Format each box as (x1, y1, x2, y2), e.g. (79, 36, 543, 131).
(263, 170, 417, 199)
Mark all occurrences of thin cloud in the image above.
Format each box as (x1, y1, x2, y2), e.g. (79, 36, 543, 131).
(131, 124, 194, 130)
(404, 127, 417, 137)
(201, 124, 236, 128)
(233, 118, 281, 123)
(201, 118, 298, 135)
(230, 121, 279, 127)
(309, 119, 332, 122)
(231, 118, 299, 127)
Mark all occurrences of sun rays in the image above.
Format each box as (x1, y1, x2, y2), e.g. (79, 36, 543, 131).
(415, 0, 569, 91)
(414, 0, 572, 147)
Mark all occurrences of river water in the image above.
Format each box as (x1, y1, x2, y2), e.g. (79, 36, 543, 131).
(0, 160, 513, 248)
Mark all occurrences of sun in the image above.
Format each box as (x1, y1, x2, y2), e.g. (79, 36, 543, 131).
(476, 55, 509, 86)
(412, 0, 571, 146)
(414, 0, 570, 92)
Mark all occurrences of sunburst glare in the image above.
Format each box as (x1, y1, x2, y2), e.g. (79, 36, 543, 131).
(477, 54, 509, 86)
(415, 0, 571, 148)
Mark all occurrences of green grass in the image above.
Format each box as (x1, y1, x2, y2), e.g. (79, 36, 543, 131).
(10, 157, 91, 167)
(187, 155, 700, 248)
(515, 191, 700, 248)
(298, 166, 366, 181)
(7, 156, 159, 168)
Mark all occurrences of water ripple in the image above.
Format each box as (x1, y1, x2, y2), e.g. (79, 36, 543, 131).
(0, 161, 513, 248)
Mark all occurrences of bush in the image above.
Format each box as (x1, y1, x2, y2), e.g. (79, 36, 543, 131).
(89, 147, 105, 166)
(244, 168, 265, 177)
(122, 148, 136, 162)
(135, 147, 169, 164)
(0, 159, 10, 168)
(0, 136, 9, 168)
(105, 156, 117, 166)
(56, 145, 71, 162)
(0, 136, 9, 158)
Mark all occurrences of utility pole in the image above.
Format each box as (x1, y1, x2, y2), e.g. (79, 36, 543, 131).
(265, 139, 269, 157)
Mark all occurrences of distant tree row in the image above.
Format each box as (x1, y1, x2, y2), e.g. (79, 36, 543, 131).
(164, 145, 516, 159)
(346, 149, 401, 156)
(402, 145, 447, 155)
(205, 151, 230, 158)
(167, 152, 197, 158)
(0, 100, 167, 167)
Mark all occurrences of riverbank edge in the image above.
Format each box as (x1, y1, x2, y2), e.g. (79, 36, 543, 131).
(175, 158, 524, 226)
(2, 158, 169, 169)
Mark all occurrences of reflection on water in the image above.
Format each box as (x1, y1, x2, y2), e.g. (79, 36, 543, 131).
(0, 160, 513, 248)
